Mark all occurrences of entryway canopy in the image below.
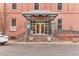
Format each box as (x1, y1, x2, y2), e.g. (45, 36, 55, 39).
(22, 10, 59, 21)
(22, 10, 59, 35)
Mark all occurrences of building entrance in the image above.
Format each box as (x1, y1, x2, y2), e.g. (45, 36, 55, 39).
(30, 20, 49, 35)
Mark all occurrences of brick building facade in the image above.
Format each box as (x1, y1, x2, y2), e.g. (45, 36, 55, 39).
(0, 3, 79, 42)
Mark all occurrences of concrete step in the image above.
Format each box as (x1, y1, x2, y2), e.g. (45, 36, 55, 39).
(28, 35, 60, 42)
(16, 34, 60, 42)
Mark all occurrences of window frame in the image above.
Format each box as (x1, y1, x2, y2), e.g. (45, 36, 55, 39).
(10, 18, 17, 31)
(57, 3, 62, 10)
(34, 3, 39, 10)
(12, 3, 17, 9)
(57, 19, 62, 30)
(11, 19, 16, 26)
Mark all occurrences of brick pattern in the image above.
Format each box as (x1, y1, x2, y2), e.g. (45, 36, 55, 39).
(55, 30, 79, 42)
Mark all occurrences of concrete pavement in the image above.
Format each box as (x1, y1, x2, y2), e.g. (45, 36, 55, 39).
(7, 40, 79, 45)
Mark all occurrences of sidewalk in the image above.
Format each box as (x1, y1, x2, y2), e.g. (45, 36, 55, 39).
(7, 40, 79, 45)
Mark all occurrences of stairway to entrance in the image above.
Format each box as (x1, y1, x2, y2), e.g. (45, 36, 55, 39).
(27, 35, 59, 42)
(28, 35, 48, 42)
(16, 33, 59, 42)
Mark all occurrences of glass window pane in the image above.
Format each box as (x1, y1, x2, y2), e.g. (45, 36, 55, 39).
(12, 3, 17, 9)
(57, 19, 62, 30)
(11, 19, 16, 26)
(34, 3, 39, 10)
(57, 3, 62, 10)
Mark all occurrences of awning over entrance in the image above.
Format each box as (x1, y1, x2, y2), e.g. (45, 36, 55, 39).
(22, 10, 59, 35)
(22, 10, 59, 21)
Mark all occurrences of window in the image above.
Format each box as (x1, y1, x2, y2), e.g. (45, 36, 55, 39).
(57, 19, 62, 30)
(10, 19, 16, 31)
(12, 3, 17, 9)
(11, 19, 16, 26)
(34, 3, 39, 10)
(57, 3, 62, 10)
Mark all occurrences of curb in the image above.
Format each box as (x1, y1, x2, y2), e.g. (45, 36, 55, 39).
(7, 41, 79, 45)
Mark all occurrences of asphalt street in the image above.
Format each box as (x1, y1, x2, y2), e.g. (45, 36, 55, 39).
(0, 44, 79, 56)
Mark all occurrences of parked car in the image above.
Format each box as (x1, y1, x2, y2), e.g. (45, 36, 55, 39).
(0, 34, 8, 45)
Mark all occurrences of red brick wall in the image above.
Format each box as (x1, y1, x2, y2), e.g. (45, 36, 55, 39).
(0, 3, 79, 39)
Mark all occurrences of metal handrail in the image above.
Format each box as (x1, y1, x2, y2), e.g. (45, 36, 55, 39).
(55, 29, 79, 34)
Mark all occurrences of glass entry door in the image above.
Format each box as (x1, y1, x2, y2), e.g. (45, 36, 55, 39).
(35, 23, 45, 34)
(31, 20, 49, 35)
(36, 23, 40, 34)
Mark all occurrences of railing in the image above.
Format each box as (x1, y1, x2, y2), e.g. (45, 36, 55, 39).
(54, 29, 79, 34)
(53, 29, 79, 42)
